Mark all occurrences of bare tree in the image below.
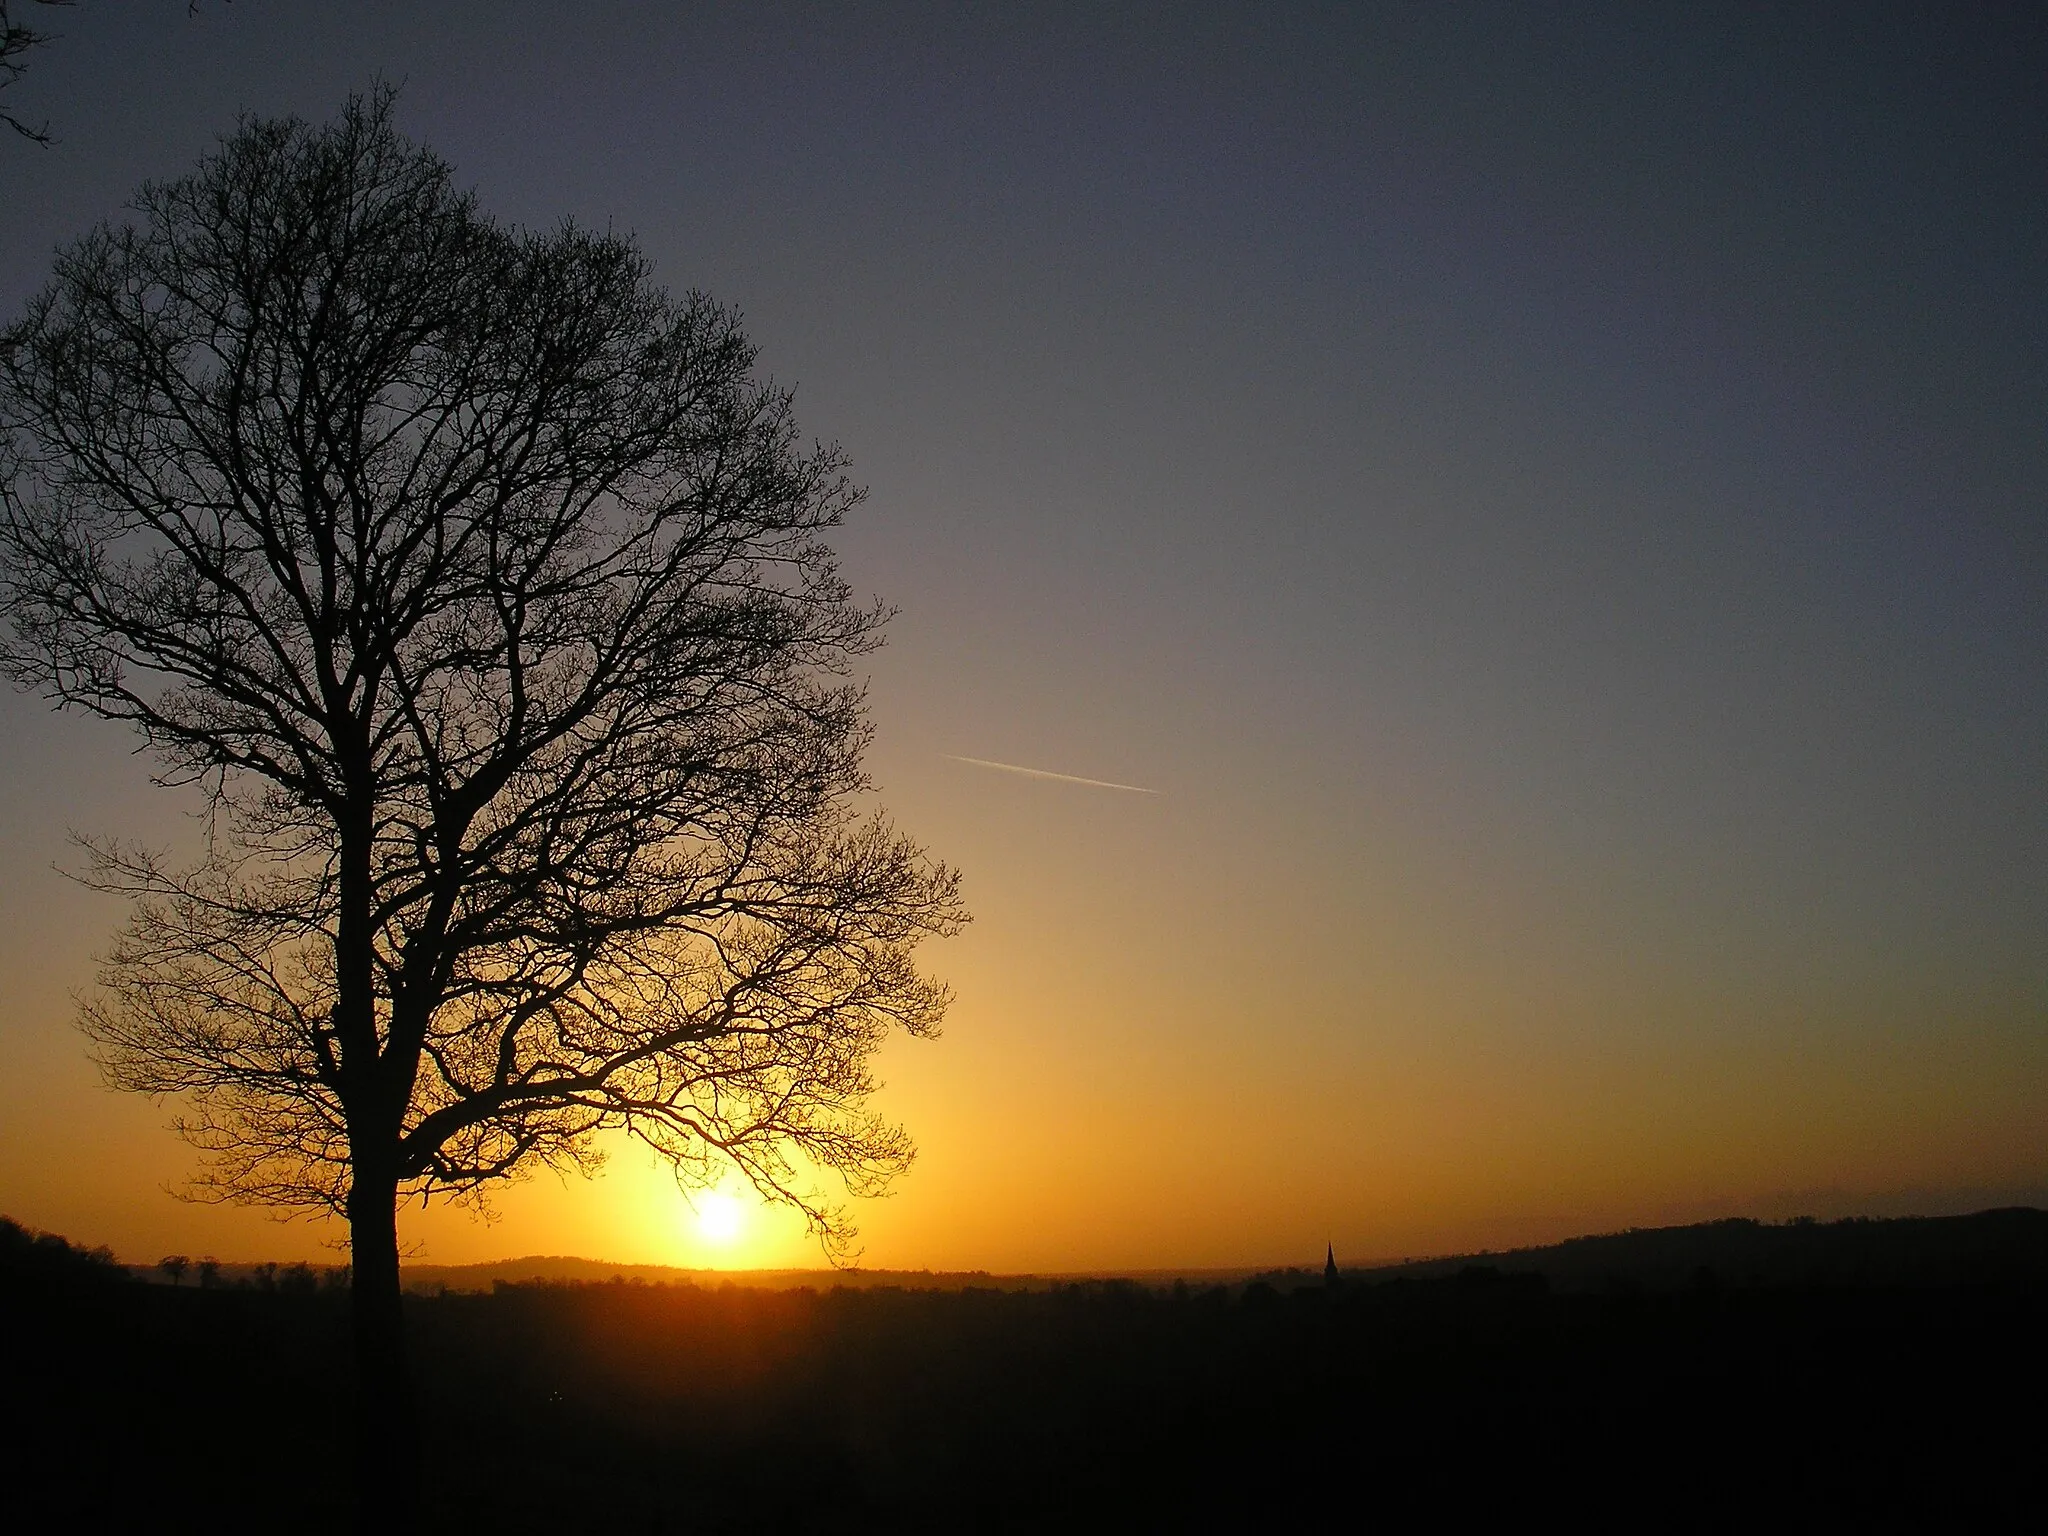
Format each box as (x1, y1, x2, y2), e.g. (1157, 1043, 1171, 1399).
(1, 0, 69, 144)
(2, 3, 233, 146)
(0, 91, 963, 1529)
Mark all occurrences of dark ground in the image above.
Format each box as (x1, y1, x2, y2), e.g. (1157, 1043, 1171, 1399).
(6, 1211, 2046, 1532)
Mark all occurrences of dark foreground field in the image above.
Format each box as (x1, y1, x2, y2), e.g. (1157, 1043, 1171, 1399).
(7, 1213, 2047, 1532)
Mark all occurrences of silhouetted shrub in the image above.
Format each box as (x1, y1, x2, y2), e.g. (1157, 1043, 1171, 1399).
(0, 1215, 129, 1290)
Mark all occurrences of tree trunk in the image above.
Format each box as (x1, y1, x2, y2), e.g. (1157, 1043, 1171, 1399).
(349, 1168, 418, 1535)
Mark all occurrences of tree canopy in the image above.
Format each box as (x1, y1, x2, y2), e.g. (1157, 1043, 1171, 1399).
(0, 89, 964, 1256)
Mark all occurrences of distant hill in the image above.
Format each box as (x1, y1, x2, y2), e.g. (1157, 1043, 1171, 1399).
(1294, 1207, 2048, 1293)
(395, 1258, 1275, 1293)
(397, 1256, 1007, 1293)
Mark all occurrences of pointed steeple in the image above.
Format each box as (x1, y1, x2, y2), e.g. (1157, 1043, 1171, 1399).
(1325, 1241, 1339, 1286)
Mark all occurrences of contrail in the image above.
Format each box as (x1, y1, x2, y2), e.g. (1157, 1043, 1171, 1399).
(943, 754, 1160, 795)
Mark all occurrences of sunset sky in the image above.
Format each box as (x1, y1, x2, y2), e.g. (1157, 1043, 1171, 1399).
(1, 3, 2042, 1275)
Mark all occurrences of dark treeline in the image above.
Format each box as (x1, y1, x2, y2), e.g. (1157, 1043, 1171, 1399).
(5, 1213, 2045, 1531)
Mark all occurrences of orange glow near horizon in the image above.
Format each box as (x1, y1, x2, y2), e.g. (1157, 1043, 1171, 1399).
(0, 716, 2044, 1277)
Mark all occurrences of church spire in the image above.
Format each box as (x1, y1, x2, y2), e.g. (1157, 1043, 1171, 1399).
(1325, 1241, 1339, 1286)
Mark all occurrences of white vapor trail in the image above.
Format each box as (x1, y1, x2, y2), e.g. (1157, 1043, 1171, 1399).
(943, 754, 1160, 795)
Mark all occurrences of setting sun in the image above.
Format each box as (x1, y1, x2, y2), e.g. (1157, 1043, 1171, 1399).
(694, 1191, 747, 1247)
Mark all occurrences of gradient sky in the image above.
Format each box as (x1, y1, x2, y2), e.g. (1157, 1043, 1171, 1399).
(1, 2, 2042, 1273)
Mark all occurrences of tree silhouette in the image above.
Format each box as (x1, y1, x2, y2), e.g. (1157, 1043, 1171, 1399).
(1, 4, 233, 146)
(157, 1253, 189, 1286)
(0, 0, 67, 144)
(0, 90, 964, 1529)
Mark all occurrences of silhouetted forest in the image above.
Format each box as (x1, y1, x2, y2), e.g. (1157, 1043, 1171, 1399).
(5, 1211, 2045, 1531)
